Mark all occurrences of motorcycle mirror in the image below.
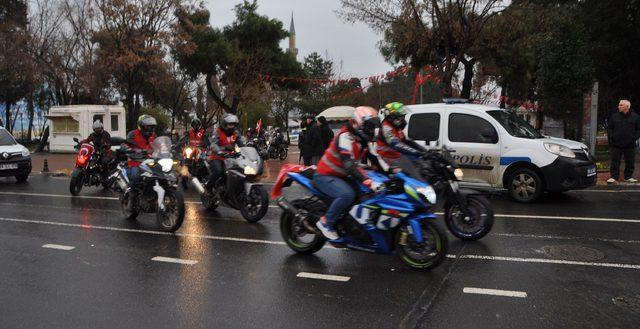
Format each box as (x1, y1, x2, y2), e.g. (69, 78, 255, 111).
(73, 137, 79, 143)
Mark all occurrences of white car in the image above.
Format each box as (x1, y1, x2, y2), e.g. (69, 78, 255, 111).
(0, 127, 32, 182)
(403, 102, 597, 202)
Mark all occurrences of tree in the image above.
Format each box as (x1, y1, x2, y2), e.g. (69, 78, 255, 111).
(173, 1, 302, 116)
(92, 0, 180, 129)
(297, 52, 334, 116)
(339, 0, 506, 97)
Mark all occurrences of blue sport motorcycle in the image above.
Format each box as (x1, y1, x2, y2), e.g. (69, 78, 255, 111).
(271, 165, 448, 270)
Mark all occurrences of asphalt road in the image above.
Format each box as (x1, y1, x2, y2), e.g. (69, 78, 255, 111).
(1, 174, 640, 328)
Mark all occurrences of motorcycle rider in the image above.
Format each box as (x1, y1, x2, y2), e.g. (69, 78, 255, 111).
(376, 102, 426, 179)
(123, 115, 157, 204)
(81, 120, 112, 179)
(207, 113, 245, 187)
(314, 106, 381, 240)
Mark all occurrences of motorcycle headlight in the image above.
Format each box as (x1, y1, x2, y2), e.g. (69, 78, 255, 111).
(158, 158, 174, 173)
(416, 186, 437, 204)
(544, 142, 575, 158)
(454, 168, 464, 180)
(244, 166, 257, 175)
(21, 148, 30, 157)
(184, 147, 193, 158)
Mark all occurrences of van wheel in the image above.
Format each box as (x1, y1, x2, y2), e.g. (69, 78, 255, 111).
(507, 168, 542, 203)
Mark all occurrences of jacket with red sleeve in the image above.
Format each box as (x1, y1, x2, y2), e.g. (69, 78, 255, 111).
(124, 129, 156, 167)
(316, 126, 369, 182)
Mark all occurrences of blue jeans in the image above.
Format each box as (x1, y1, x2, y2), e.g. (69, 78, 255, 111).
(313, 174, 356, 226)
(127, 167, 142, 187)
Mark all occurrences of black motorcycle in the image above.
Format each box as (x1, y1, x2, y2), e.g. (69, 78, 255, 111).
(115, 136, 185, 232)
(69, 137, 115, 195)
(267, 135, 288, 161)
(194, 146, 269, 223)
(416, 147, 494, 241)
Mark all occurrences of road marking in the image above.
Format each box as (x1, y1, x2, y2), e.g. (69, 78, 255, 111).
(42, 244, 75, 251)
(3, 216, 640, 271)
(447, 254, 640, 270)
(297, 272, 350, 282)
(0, 191, 279, 208)
(463, 287, 527, 298)
(151, 256, 198, 265)
(489, 232, 640, 244)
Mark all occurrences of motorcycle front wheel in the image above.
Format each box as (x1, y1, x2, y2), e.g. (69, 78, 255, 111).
(240, 185, 269, 223)
(444, 195, 494, 241)
(279, 199, 326, 254)
(69, 168, 84, 196)
(396, 221, 448, 270)
(156, 188, 185, 232)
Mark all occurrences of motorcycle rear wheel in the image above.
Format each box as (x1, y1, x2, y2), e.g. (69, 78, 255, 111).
(396, 221, 447, 270)
(240, 185, 269, 223)
(278, 148, 288, 161)
(444, 195, 494, 241)
(280, 199, 325, 254)
(156, 188, 185, 232)
(69, 169, 84, 196)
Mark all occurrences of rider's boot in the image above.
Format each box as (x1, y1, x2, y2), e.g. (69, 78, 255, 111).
(316, 216, 339, 240)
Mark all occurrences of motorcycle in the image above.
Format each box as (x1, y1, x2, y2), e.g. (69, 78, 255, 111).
(271, 165, 448, 271)
(116, 136, 185, 232)
(267, 135, 288, 161)
(193, 146, 269, 223)
(69, 137, 114, 195)
(179, 144, 207, 189)
(247, 137, 268, 160)
(416, 147, 494, 241)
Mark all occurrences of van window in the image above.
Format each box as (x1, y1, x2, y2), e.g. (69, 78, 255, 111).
(408, 113, 440, 142)
(448, 113, 498, 144)
(111, 115, 119, 132)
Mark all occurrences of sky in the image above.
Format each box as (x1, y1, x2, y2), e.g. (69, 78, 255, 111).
(204, 0, 394, 78)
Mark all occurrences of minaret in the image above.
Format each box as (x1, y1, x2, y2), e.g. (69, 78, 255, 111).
(287, 12, 298, 59)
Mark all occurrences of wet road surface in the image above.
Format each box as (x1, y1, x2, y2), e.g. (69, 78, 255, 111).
(1, 175, 640, 328)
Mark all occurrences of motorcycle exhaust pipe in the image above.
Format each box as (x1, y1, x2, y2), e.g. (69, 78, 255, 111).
(276, 196, 298, 215)
(191, 177, 206, 195)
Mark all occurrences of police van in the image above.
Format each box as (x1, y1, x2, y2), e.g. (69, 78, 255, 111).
(403, 102, 597, 202)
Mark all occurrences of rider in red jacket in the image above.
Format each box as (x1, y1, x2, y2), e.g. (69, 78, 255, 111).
(313, 106, 381, 240)
(206, 113, 244, 187)
(122, 115, 157, 203)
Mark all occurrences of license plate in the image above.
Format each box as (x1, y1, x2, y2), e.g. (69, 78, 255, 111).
(0, 163, 18, 170)
(586, 166, 596, 177)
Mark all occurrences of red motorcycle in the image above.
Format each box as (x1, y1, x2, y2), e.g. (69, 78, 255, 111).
(69, 137, 114, 195)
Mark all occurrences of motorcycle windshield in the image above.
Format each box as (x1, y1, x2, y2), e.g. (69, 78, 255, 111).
(152, 136, 173, 158)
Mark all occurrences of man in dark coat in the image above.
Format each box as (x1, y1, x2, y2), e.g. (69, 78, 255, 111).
(607, 99, 640, 184)
(317, 116, 334, 151)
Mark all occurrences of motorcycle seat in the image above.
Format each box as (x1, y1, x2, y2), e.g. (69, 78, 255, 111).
(299, 167, 316, 180)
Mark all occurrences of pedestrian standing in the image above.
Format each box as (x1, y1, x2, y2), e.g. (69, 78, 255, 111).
(308, 118, 324, 164)
(317, 116, 334, 151)
(607, 99, 640, 184)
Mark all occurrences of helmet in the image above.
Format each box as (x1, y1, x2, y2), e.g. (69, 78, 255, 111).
(191, 118, 202, 130)
(351, 106, 380, 141)
(137, 114, 157, 138)
(92, 120, 104, 134)
(220, 113, 239, 134)
(384, 102, 408, 129)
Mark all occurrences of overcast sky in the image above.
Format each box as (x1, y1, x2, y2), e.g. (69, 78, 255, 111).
(204, 0, 394, 78)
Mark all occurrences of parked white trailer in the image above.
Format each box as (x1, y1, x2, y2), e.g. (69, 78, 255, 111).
(47, 105, 127, 152)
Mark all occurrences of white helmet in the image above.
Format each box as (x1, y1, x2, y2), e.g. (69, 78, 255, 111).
(92, 120, 104, 132)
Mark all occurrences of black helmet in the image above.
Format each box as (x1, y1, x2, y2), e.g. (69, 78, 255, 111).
(137, 114, 157, 138)
(191, 118, 202, 130)
(220, 113, 239, 134)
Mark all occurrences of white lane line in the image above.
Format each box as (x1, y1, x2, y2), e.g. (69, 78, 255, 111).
(463, 287, 527, 298)
(297, 272, 350, 282)
(489, 232, 640, 244)
(446, 254, 640, 270)
(42, 244, 75, 251)
(3, 216, 640, 271)
(151, 256, 198, 265)
(0, 191, 279, 208)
